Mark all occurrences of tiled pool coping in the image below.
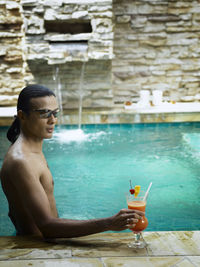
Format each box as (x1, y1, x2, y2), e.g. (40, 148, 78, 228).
(0, 231, 200, 266)
(0, 103, 200, 126)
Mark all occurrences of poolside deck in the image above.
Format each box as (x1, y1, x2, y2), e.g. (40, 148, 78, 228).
(0, 231, 200, 266)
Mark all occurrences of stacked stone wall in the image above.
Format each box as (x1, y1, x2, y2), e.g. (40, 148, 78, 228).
(0, 0, 26, 106)
(113, 0, 200, 103)
(21, 0, 113, 109)
(2, 0, 200, 109)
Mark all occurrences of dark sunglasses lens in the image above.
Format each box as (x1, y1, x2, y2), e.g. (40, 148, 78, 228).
(48, 110, 60, 118)
(53, 111, 59, 118)
(39, 110, 59, 118)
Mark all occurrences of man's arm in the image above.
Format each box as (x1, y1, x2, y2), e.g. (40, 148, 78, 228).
(11, 159, 143, 238)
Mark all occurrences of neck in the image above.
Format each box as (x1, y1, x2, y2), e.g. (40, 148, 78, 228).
(17, 132, 43, 153)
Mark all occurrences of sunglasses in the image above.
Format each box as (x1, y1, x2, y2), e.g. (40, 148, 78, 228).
(32, 108, 60, 118)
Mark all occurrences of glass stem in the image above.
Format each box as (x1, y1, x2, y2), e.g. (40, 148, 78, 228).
(135, 233, 141, 243)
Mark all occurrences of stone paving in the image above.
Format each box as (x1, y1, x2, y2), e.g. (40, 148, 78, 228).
(0, 231, 200, 267)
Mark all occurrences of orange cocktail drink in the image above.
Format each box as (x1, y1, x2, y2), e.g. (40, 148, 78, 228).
(126, 189, 149, 248)
(128, 200, 148, 232)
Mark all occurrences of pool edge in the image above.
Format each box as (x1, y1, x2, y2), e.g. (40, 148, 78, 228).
(0, 231, 199, 266)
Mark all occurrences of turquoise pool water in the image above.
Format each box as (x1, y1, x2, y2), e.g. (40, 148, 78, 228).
(0, 122, 200, 236)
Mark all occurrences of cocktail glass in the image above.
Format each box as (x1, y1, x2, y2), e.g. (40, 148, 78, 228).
(126, 191, 148, 248)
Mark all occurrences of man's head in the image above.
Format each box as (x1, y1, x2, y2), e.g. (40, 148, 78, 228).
(7, 84, 58, 143)
(17, 84, 56, 114)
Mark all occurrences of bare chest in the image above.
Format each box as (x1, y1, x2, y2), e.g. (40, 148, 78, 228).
(29, 154, 54, 195)
(38, 162, 57, 216)
(39, 163, 54, 195)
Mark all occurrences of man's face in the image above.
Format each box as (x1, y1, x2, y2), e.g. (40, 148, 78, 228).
(23, 95, 59, 140)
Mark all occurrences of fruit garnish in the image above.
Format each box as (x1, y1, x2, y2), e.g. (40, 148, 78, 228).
(130, 188, 135, 195)
(129, 180, 134, 195)
(134, 185, 141, 197)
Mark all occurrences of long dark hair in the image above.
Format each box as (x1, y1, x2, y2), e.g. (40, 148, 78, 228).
(7, 84, 55, 144)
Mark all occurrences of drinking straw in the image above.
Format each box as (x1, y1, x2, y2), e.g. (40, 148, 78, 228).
(143, 182, 152, 201)
(129, 180, 133, 189)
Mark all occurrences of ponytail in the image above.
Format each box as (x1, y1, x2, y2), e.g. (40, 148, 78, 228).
(7, 116, 20, 144)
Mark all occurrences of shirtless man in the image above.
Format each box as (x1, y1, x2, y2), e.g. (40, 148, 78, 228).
(0, 84, 143, 238)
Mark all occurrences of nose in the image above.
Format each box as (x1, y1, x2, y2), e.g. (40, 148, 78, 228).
(48, 113, 57, 124)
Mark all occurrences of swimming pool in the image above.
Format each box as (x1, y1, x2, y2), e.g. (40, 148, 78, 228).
(0, 122, 200, 236)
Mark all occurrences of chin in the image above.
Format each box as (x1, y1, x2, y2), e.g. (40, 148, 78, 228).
(45, 133, 53, 139)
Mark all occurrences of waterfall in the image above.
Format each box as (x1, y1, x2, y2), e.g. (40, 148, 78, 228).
(78, 61, 86, 129)
(53, 65, 64, 125)
(52, 61, 86, 128)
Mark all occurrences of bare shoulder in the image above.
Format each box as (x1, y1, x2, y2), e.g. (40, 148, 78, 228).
(1, 148, 37, 184)
(3, 146, 28, 168)
(9, 156, 32, 172)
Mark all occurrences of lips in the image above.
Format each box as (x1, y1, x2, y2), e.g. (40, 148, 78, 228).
(47, 128, 54, 133)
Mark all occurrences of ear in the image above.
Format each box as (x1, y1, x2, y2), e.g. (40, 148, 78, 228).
(17, 110, 27, 121)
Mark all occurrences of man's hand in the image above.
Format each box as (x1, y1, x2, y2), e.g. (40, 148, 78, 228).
(109, 209, 144, 231)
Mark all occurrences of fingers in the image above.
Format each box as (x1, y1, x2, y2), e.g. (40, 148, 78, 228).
(119, 209, 144, 229)
(126, 213, 142, 220)
(120, 209, 143, 220)
(122, 208, 145, 217)
(125, 218, 137, 229)
(127, 218, 139, 224)
(110, 208, 144, 231)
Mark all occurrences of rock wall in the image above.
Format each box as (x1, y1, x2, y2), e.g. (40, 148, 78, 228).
(21, 0, 114, 109)
(0, 0, 26, 106)
(1, 0, 200, 109)
(113, 0, 200, 103)
(0, 0, 114, 109)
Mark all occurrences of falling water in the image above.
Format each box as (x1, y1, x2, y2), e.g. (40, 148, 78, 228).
(78, 61, 86, 129)
(53, 65, 64, 125)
